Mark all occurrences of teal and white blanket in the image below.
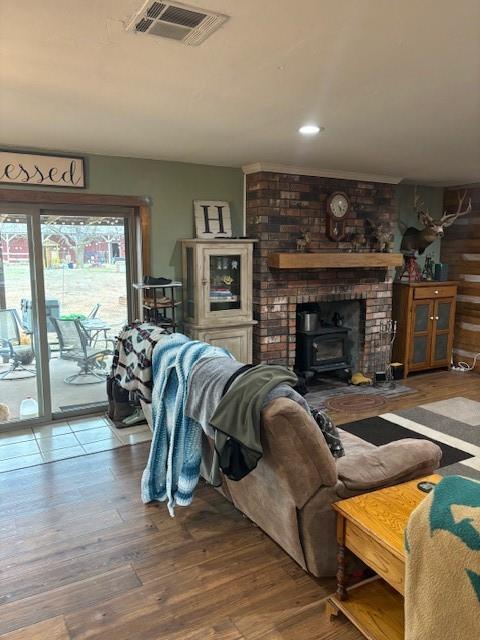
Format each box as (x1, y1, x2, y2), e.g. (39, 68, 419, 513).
(405, 475, 480, 639)
(141, 333, 232, 515)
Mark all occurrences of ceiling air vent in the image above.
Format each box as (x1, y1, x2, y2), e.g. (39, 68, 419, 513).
(126, 0, 228, 45)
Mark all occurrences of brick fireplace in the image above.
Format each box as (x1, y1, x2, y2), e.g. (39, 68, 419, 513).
(245, 169, 398, 375)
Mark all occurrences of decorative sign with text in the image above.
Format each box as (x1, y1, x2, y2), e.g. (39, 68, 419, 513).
(0, 151, 85, 188)
(194, 200, 232, 238)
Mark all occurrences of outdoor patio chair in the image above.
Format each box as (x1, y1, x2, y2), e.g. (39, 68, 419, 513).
(87, 303, 100, 319)
(51, 317, 114, 385)
(0, 309, 36, 380)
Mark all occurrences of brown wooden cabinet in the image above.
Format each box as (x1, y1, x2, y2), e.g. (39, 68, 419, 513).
(392, 282, 457, 377)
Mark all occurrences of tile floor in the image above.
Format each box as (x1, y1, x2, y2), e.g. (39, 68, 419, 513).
(0, 416, 152, 472)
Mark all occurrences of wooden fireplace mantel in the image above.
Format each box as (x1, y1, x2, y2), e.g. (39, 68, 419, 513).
(267, 252, 404, 269)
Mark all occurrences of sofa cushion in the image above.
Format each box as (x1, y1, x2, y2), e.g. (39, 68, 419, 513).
(338, 428, 376, 456)
(336, 438, 442, 491)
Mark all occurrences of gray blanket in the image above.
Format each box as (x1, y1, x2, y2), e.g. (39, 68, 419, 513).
(185, 357, 309, 438)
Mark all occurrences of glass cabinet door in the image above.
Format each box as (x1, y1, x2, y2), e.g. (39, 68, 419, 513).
(185, 247, 195, 321)
(410, 300, 433, 368)
(435, 300, 453, 331)
(209, 254, 241, 312)
(431, 299, 453, 365)
(202, 245, 251, 323)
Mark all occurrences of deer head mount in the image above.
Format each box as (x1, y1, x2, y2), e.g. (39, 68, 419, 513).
(400, 189, 472, 255)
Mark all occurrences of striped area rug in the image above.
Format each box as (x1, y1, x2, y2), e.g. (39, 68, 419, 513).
(340, 396, 480, 480)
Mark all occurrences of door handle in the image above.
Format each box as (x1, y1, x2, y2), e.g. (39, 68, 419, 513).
(435, 316, 439, 320)
(430, 316, 434, 320)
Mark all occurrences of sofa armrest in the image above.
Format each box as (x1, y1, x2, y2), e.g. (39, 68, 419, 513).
(336, 438, 442, 492)
(261, 398, 338, 507)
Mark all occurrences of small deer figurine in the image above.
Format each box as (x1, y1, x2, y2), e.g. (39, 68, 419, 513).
(401, 189, 472, 255)
(296, 228, 311, 253)
(366, 220, 394, 253)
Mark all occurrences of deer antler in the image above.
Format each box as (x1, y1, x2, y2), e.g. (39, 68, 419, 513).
(439, 190, 472, 227)
(414, 188, 434, 226)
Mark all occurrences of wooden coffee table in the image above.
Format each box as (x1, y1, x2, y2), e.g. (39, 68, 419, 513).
(326, 474, 442, 640)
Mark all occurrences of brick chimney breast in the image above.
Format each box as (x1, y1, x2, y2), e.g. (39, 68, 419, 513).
(246, 171, 397, 375)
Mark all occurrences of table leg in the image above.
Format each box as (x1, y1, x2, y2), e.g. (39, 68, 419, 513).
(336, 543, 348, 600)
(336, 515, 348, 601)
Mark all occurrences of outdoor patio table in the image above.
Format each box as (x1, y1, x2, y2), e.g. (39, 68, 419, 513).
(81, 318, 111, 347)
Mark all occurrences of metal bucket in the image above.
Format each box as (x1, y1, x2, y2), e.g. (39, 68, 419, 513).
(297, 312, 319, 332)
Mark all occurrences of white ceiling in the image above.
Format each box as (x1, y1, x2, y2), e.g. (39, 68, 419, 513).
(0, 0, 479, 185)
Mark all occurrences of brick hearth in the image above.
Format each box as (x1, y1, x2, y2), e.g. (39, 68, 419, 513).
(245, 170, 397, 375)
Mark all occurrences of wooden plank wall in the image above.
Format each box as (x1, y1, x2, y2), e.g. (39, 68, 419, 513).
(441, 185, 480, 370)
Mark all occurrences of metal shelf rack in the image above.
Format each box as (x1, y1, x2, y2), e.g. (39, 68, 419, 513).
(132, 282, 182, 331)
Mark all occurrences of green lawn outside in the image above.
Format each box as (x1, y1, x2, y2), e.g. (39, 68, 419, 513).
(3, 263, 128, 336)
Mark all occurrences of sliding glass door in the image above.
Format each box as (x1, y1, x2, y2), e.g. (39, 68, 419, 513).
(0, 211, 47, 424)
(41, 212, 130, 414)
(0, 205, 137, 428)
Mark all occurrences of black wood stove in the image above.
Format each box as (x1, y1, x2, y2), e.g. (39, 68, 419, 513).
(296, 325, 352, 379)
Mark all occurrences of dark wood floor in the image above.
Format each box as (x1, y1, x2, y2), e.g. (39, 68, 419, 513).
(331, 369, 480, 425)
(0, 370, 479, 639)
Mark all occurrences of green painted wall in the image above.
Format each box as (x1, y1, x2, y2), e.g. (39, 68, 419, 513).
(85, 155, 244, 279)
(0, 150, 244, 279)
(394, 184, 444, 268)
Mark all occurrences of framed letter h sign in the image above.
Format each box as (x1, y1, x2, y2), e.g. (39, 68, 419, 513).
(194, 200, 232, 238)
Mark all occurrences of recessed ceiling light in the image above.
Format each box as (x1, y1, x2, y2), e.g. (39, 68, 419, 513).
(298, 124, 324, 135)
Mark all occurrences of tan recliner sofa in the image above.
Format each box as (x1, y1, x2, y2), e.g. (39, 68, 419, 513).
(143, 397, 442, 577)
(200, 398, 442, 577)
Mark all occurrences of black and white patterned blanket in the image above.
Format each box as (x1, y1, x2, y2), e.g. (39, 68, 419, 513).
(111, 322, 166, 403)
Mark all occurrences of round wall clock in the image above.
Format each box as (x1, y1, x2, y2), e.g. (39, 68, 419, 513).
(326, 191, 351, 241)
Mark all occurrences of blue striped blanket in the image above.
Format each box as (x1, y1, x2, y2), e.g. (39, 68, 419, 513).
(141, 333, 232, 515)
